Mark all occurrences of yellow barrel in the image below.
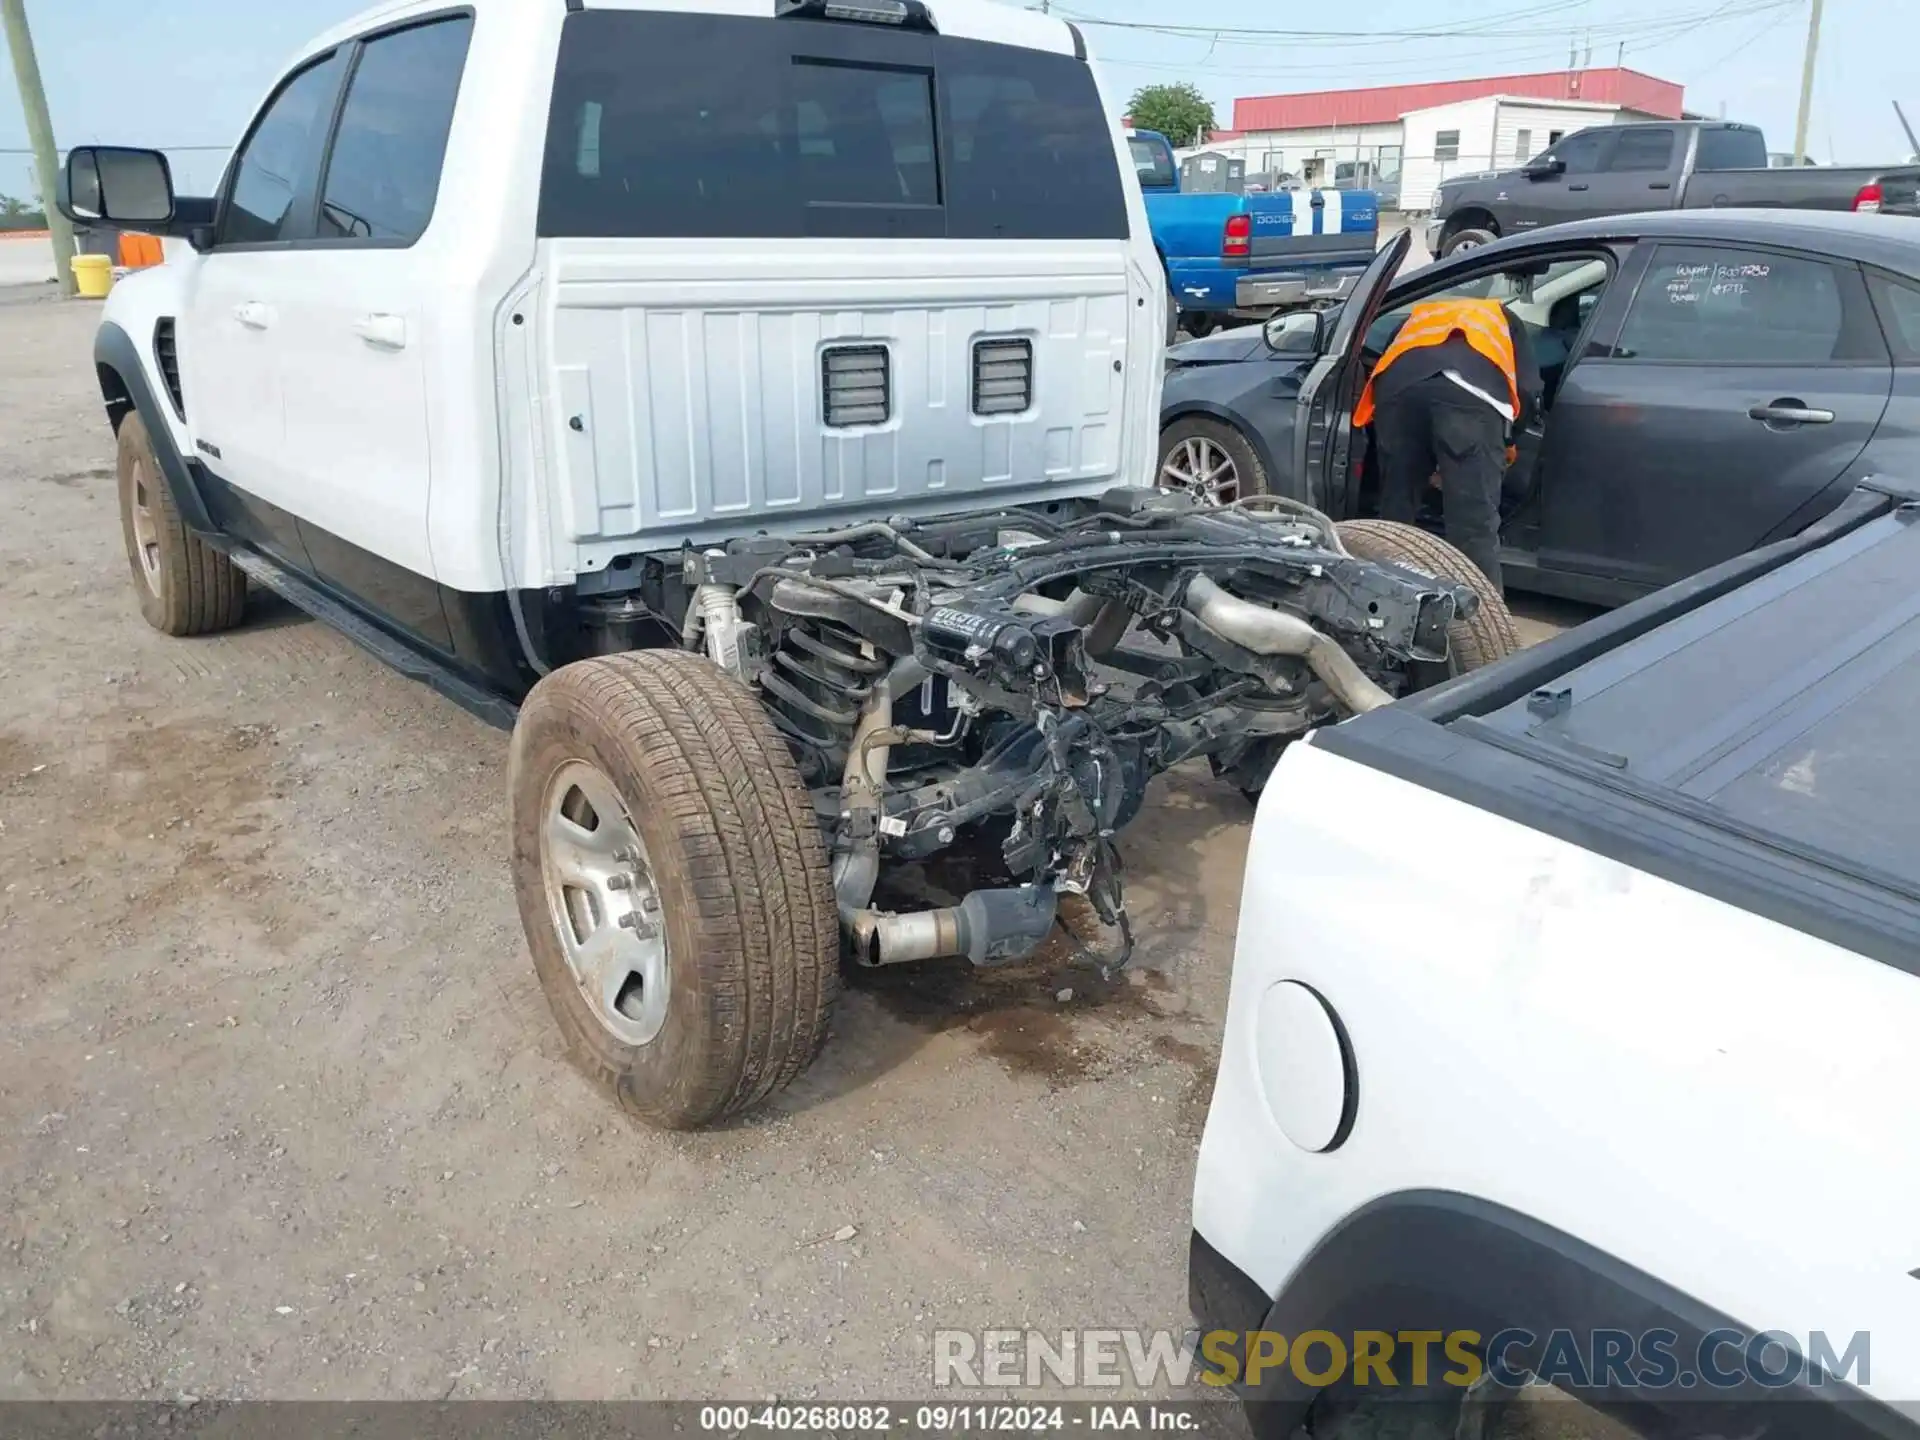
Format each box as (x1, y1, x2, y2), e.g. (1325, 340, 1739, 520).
(71, 253, 114, 298)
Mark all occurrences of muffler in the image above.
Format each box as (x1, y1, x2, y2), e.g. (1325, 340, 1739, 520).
(849, 886, 1059, 968)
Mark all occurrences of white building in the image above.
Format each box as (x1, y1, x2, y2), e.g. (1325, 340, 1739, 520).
(1180, 67, 1687, 212)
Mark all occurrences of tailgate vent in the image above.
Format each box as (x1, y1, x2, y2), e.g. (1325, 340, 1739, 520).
(972, 338, 1032, 416)
(153, 318, 184, 420)
(822, 344, 890, 428)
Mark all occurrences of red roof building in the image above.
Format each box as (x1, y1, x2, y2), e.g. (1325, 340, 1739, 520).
(1231, 68, 1684, 133)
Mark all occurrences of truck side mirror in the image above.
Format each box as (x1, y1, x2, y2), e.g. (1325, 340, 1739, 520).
(1521, 157, 1566, 181)
(58, 146, 176, 227)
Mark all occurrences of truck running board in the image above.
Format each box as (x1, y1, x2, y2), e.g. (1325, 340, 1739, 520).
(228, 548, 520, 732)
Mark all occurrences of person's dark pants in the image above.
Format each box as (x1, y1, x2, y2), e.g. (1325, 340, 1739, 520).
(1371, 373, 1507, 593)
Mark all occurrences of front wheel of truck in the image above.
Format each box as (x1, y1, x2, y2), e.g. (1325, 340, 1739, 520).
(116, 412, 247, 637)
(509, 650, 840, 1129)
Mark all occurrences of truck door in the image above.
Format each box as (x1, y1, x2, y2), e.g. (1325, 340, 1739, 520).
(179, 48, 349, 568)
(1578, 126, 1683, 216)
(1506, 128, 1612, 232)
(1537, 241, 1892, 590)
(275, 15, 474, 650)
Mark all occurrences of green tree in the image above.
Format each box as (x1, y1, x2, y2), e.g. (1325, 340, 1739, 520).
(0, 192, 47, 231)
(1126, 83, 1215, 148)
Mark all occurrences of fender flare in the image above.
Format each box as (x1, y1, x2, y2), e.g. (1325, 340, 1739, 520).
(94, 320, 221, 540)
(1214, 1190, 1882, 1436)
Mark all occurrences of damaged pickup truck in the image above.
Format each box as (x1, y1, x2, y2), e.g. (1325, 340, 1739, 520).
(58, 0, 1515, 1127)
(513, 488, 1508, 1128)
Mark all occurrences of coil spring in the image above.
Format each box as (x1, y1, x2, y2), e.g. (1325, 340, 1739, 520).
(760, 618, 888, 785)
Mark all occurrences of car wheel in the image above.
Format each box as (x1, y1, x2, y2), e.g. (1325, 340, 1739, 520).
(116, 412, 247, 636)
(1441, 226, 1497, 257)
(509, 649, 840, 1129)
(1158, 416, 1269, 505)
(1335, 519, 1521, 678)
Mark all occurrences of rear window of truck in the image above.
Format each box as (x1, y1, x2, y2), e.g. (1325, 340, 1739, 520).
(1694, 126, 1769, 171)
(1127, 136, 1176, 190)
(538, 9, 1128, 242)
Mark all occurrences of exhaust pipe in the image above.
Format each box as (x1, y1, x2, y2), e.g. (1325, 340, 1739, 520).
(1184, 574, 1394, 715)
(832, 657, 926, 916)
(850, 886, 1059, 967)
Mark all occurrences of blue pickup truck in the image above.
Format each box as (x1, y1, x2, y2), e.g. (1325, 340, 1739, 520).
(1128, 129, 1379, 336)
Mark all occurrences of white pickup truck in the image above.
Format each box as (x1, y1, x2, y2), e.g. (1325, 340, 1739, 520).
(58, 0, 1514, 1129)
(1191, 478, 1920, 1439)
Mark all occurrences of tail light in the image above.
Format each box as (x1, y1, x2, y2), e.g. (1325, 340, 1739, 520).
(1853, 182, 1884, 213)
(1223, 213, 1251, 259)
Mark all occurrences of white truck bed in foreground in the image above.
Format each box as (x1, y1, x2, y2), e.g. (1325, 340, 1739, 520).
(1192, 477, 1920, 1439)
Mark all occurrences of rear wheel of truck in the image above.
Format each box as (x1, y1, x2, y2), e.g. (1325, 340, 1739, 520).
(116, 412, 247, 637)
(1335, 519, 1520, 676)
(509, 650, 840, 1130)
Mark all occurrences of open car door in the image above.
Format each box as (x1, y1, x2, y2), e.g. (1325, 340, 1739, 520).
(1289, 228, 1411, 512)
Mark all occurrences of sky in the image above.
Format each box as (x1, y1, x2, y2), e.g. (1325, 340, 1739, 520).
(2, 0, 1913, 201)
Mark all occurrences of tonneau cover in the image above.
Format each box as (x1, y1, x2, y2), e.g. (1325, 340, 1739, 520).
(1474, 503, 1920, 894)
(1314, 480, 1920, 969)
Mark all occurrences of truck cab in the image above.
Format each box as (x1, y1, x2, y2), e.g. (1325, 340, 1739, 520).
(69, 0, 1166, 701)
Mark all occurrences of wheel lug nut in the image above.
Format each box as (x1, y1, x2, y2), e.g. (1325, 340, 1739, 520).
(606, 873, 632, 891)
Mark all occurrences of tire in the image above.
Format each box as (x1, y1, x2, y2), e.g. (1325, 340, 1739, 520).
(116, 412, 246, 636)
(509, 649, 839, 1130)
(1335, 519, 1521, 675)
(1441, 225, 1498, 257)
(1158, 415, 1269, 505)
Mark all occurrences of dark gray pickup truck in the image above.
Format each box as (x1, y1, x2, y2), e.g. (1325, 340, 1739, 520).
(1428, 120, 1920, 257)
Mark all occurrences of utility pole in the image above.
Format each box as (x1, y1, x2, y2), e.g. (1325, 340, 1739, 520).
(1, 0, 75, 294)
(1895, 101, 1920, 161)
(1791, 0, 1824, 167)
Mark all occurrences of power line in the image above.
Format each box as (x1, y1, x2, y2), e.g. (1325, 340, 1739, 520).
(1689, 9, 1795, 78)
(1061, 0, 1794, 45)
(1076, 0, 1797, 84)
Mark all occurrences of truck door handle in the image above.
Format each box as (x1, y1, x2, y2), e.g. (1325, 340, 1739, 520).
(233, 302, 272, 330)
(354, 314, 408, 351)
(1648, 181, 1672, 190)
(1749, 400, 1836, 427)
(1568, 183, 1590, 191)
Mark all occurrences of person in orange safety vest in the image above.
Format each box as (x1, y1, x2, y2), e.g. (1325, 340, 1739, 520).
(1353, 297, 1541, 594)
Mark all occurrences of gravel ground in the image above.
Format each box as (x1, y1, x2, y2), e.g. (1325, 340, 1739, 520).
(0, 286, 1596, 1428)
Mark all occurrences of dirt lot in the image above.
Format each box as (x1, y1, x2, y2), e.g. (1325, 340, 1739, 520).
(0, 285, 1588, 1415)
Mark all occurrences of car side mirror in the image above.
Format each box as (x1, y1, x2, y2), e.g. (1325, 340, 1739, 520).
(1522, 157, 1565, 181)
(1263, 308, 1326, 355)
(57, 146, 176, 227)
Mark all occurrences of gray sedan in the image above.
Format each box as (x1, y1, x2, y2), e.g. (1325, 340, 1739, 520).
(1158, 209, 1920, 604)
